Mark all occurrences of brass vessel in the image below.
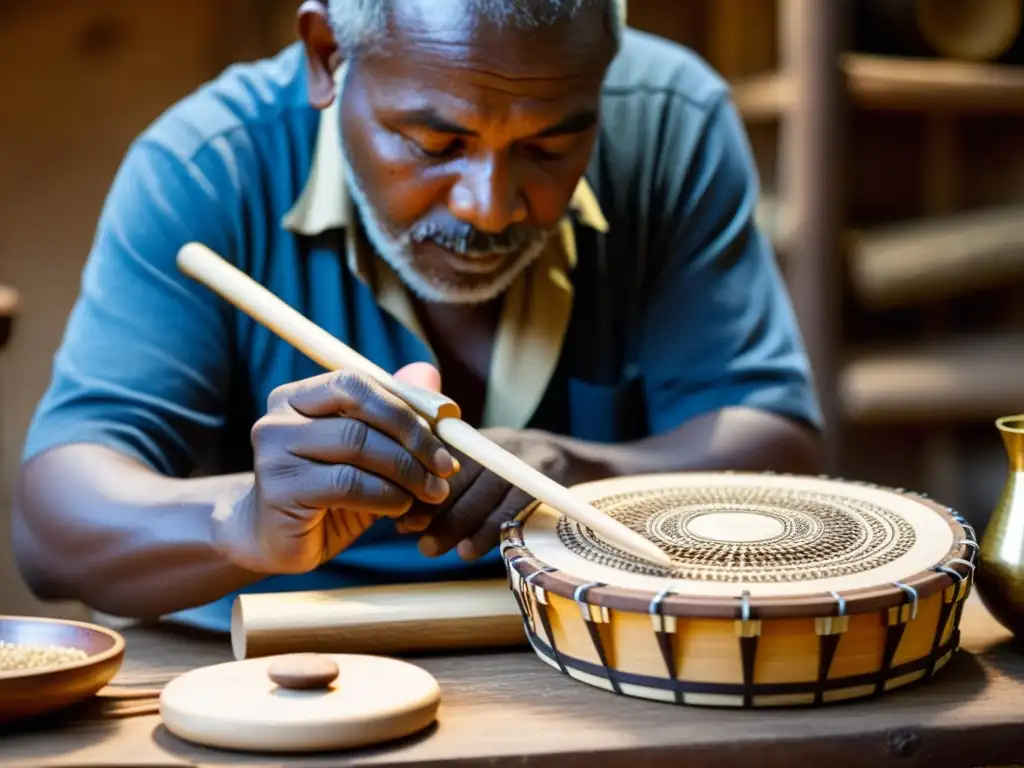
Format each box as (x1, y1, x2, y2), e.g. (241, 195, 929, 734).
(976, 414, 1024, 638)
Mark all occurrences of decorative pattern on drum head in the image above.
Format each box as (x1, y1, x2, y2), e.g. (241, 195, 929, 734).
(556, 485, 917, 582)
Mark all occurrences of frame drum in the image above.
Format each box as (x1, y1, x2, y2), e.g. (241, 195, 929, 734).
(499, 472, 977, 708)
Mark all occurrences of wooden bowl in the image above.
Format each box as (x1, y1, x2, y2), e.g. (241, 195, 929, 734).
(0, 616, 126, 724)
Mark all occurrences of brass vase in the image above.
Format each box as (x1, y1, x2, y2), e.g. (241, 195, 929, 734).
(976, 414, 1024, 638)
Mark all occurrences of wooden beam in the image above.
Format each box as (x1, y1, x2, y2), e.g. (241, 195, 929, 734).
(917, 114, 962, 518)
(778, 0, 847, 473)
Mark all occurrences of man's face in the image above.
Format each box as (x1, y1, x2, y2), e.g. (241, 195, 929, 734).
(335, 0, 614, 304)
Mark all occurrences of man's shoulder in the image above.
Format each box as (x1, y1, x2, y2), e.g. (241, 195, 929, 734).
(593, 29, 738, 189)
(602, 28, 730, 111)
(588, 29, 747, 234)
(136, 43, 315, 165)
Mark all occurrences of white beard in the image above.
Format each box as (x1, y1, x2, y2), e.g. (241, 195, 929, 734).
(338, 145, 552, 305)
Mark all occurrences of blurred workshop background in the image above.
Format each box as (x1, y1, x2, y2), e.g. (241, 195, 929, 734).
(2, 0, 1024, 618)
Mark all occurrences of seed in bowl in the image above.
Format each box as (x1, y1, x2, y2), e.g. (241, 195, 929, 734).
(0, 641, 89, 671)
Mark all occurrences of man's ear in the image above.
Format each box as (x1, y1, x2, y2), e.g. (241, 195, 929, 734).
(297, 0, 340, 109)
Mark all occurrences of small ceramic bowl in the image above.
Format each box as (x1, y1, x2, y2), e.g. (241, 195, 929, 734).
(0, 615, 126, 724)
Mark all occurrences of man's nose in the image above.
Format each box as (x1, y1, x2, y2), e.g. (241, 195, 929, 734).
(447, 154, 527, 234)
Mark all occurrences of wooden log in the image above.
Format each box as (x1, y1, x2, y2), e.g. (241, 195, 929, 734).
(839, 333, 1024, 424)
(734, 54, 1024, 120)
(230, 579, 527, 661)
(848, 202, 1024, 310)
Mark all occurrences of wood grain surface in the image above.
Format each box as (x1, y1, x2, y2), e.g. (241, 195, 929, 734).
(2, 595, 1023, 767)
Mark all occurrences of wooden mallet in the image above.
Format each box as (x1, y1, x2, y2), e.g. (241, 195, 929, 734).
(177, 242, 672, 566)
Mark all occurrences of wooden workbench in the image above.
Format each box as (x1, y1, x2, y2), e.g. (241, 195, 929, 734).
(3, 595, 1023, 767)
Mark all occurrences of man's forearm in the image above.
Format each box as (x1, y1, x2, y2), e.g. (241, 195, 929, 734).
(12, 444, 265, 620)
(545, 406, 824, 486)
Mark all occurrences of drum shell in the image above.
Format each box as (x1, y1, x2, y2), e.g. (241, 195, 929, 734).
(503, 557, 968, 707)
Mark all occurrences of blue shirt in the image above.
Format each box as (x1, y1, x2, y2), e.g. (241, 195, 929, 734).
(23, 29, 822, 630)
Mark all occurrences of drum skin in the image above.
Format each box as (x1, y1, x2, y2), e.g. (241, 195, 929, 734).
(499, 472, 977, 708)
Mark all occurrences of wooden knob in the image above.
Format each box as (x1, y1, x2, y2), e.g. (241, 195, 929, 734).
(267, 654, 339, 690)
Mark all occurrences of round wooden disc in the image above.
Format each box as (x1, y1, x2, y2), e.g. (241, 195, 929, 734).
(159, 654, 441, 753)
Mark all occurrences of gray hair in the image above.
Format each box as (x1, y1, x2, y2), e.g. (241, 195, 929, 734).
(327, 0, 627, 58)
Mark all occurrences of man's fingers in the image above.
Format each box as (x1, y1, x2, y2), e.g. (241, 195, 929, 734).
(266, 462, 416, 518)
(281, 371, 456, 477)
(395, 512, 433, 535)
(417, 471, 511, 556)
(278, 416, 449, 504)
(458, 488, 535, 561)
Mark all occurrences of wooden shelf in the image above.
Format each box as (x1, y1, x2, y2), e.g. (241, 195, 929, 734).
(847, 54, 1024, 112)
(839, 333, 1024, 424)
(734, 54, 1024, 118)
(848, 202, 1024, 310)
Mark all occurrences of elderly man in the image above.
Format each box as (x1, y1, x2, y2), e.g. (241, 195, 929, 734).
(13, 0, 822, 631)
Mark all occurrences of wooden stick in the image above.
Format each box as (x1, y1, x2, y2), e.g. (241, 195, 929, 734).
(177, 242, 672, 567)
(230, 579, 526, 660)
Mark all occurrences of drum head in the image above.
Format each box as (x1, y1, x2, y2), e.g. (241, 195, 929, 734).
(520, 473, 958, 599)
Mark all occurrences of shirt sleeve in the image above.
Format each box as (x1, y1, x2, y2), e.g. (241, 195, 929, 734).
(22, 138, 238, 477)
(637, 92, 823, 435)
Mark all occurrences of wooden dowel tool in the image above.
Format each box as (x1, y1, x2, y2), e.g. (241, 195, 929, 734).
(230, 579, 526, 660)
(177, 242, 672, 567)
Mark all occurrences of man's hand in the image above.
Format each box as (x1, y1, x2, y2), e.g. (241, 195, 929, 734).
(397, 428, 569, 561)
(213, 362, 458, 574)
